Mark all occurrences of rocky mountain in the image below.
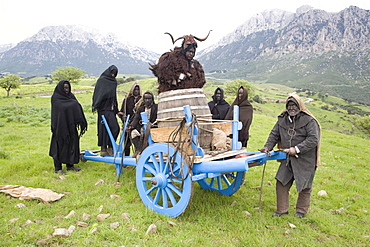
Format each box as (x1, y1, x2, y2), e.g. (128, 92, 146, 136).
(0, 25, 159, 76)
(1, 6, 370, 105)
(198, 6, 370, 105)
(0, 44, 15, 53)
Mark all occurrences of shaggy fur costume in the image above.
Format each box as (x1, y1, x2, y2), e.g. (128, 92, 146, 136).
(150, 47, 206, 93)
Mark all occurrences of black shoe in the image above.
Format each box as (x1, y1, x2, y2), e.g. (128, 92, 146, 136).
(67, 166, 81, 171)
(55, 170, 66, 175)
(272, 211, 288, 217)
(295, 212, 305, 218)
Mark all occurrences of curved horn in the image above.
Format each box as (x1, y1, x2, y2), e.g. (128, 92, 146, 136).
(164, 32, 176, 44)
(194, 30, 212, 42)
(173, 36, 186, 44)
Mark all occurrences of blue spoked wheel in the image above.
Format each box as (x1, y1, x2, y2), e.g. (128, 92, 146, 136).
(136, 143, 193, 218)
(197, 171, 245, 196)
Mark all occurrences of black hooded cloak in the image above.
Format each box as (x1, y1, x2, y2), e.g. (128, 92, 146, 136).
(92, 65, 119, 111)
(225, 86, 253, 147)
(208, 87, 230, 120)
(49, 80, 87, 164)
(130, 91, 158, 131)
(92, 65, 120, 147)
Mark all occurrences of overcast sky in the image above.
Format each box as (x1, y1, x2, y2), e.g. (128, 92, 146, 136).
(1, 0, 369, 53)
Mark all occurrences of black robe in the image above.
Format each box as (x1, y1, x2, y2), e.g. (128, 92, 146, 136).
(92, 65, 120, 147)
(208, 87, 230, 120)
(225, 86, 253, 147)
(120, 82, 142, 155)
(130, 91, 158, 152)
(49, 80, 87, 164)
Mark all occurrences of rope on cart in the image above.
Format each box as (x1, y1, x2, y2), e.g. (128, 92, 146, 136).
(167, 114, 198, 189)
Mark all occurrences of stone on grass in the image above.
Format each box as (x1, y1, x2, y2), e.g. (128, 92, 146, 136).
(289, 223, 296, 229)
(36, 238, 50, 245)
(145, 224, 157, 235)
(110, 222, 120, 229)
(90, 227, 98, 234)
(110, 194, 120, 199)
(82, 213, 90, 221)
(168, 220, 176, 226)
(121, 213, 130, 221)
(97, 213, 110, 221)
(335, 207, 344, 214)
(21, 219, 33, 227)
(95, 179, 104, 186)
(53, 225, 75, 237)
(242, 211, 252, 216)
(64, 210, 75, 218)
(318, 190, 328, 197)
(9, 218, 19, 223)
(76, 221, 89, 227)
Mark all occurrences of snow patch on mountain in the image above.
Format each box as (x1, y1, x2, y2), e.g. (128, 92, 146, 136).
(25, 25, 158, 62)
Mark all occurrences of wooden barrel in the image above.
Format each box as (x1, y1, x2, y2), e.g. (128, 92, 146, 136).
(157, 88, 212, 150)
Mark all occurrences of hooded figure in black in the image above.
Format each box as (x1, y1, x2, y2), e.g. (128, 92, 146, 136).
(49, 80, 87, 174)
(92, 65, 120, 156)
(129, 91, 158, 157)
(118, 82, 142, 156)
(225, 86, 253, 148)
(208, 87, 230, 120)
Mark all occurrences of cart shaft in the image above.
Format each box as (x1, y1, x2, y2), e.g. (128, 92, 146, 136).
(192, 151, 286, 174)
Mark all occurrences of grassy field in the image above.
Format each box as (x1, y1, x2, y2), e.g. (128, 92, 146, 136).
(0, 79, 369, 246)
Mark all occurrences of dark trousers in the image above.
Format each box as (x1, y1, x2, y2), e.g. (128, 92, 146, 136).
(123, 131, 132, 156)
(53, 159, 73, 171)
(276, 179, 312, 214)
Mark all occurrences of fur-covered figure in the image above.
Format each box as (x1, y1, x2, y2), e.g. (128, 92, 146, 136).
(150, 31, 211, 93)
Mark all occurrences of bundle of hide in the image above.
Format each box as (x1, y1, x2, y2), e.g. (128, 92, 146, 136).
(0, 185, 64, 202)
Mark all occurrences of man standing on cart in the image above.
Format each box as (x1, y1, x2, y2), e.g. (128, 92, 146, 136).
(149, 31, 211, 93)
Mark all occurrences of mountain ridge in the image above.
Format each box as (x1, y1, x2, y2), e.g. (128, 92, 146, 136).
(0, 25, 159, 76)
(0, 6, 369, 105)
(197, 5, 370, 105)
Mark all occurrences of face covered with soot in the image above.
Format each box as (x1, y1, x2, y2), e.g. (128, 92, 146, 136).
(286, 97, 301, 117)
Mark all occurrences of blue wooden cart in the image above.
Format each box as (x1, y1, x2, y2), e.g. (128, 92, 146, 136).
(83, 105, 286, 217)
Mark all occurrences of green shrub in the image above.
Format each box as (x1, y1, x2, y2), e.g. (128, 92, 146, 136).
(0, 150, 9, 159)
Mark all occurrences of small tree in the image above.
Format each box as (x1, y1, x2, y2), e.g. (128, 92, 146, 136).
(253, 94, 264, 103)
(51, 66, 85, 84)
(225, 79, 255, 102)
(357, 116, 370, 135)
(0, 74, 21, 97)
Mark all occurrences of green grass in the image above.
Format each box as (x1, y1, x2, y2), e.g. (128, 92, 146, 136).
(0, 80, 369, 246)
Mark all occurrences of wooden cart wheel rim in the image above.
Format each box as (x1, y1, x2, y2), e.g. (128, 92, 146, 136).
(136, 143, 193, 217)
